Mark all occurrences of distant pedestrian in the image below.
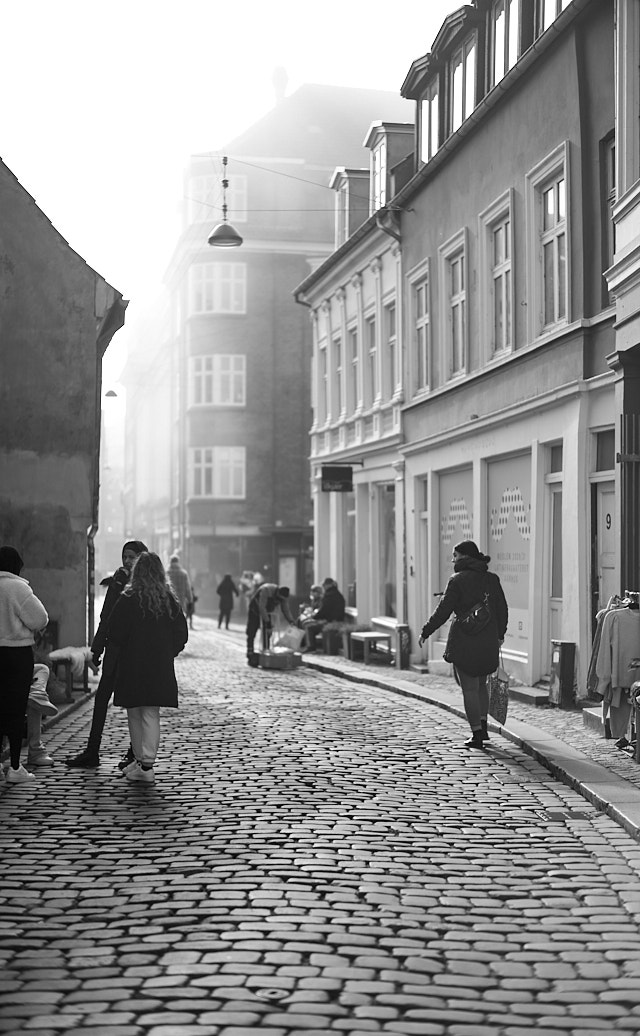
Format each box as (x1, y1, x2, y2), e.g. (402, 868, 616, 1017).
(419, 540, 508, 749)
(65, 539, 148, 769)
(166, 555, 194, 615)
(216, 574, 238, 629)
(246, 583, 295, 665)
(107, 552, 188, 784)
(0, 546, 49, 784)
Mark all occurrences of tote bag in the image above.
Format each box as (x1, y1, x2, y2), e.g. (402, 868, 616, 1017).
(488, 654, 509, 725)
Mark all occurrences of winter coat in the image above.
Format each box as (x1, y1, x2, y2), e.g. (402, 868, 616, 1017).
(0, 571, 49, 647)
(91, 567, 129, 661)
(166, 564, 193, 612)
(107, 592, 189, 708)
(421, 557, 508, 677)
(313, 585, 346, 624)
(217, 577, 238, 611)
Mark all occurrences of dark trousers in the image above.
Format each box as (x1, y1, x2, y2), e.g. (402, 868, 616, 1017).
(246, 605, 269, 657)
(454, 667, 488, 731)
(218, 607, 232, 629)
(86, 672, 116, 753)
(0, 646, 33, 768)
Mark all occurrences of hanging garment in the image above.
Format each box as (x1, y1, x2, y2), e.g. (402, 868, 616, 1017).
(595, 607, 640, 738)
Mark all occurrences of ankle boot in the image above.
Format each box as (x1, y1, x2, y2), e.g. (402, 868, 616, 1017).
(481, 719, 489, 741)
(464, 730, 485, 749)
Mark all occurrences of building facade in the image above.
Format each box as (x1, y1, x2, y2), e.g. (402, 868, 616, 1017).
(0, 159, 126, 645)
(153, 84, 412, 615)
(296, 0, 615, 693)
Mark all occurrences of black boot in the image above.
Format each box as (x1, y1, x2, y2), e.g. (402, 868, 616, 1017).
(481, 719, 490, 741)
(65, 747, 100, 767)
(464, 730, 485, 749)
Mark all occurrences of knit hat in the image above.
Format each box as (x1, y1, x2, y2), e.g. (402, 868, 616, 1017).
(0, 546, 24, 575)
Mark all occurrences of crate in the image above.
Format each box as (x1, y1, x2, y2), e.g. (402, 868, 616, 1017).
(259, 648, 302, 670)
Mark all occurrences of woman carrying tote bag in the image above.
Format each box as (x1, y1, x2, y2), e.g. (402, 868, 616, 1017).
(418, 540, 508, 749)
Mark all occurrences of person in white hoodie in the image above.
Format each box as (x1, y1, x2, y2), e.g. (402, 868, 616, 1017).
(0, 546, 49, 783)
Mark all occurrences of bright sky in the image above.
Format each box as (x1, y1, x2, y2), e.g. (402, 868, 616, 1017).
(1, 0, 459, 376)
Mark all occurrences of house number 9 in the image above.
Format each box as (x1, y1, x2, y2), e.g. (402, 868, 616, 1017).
(606, 513, 612, 529)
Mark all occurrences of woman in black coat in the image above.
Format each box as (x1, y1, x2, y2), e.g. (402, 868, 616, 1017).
(419, 540, 508, 749)
(107, 552, 188, 784)
(216, 574, 238, 630)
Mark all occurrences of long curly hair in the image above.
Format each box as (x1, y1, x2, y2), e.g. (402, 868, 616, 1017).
(125, 552, 177, 619)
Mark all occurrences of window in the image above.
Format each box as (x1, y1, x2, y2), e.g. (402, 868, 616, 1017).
(439, 231, 468, 379)
(348, 327, 359, 412)
(538, 0, 571, 35)
(450, 36, 476, 133)
(549, 443, 563, 473)
(491, 213, 512, 353)
(602, 134, 616, 305)
(420, 79, 440, 164)
(371, 141, 387, 211)
(541, 175, 567, 327)
(332, 336, 343, 417)
(384, 301, 397, 399)
(318, 340, 328, 424)
(226, 175, 248, 224)
(526, 143, 569, 337)
(190, 446, 245, 498)
(595, 430, 615, 471)
(188, 174, 217, 224)
(190, 354, 246, 406)
(189, 263, 246, 314)
(365, 314, 377, 406)
(410, 264, 430, 393)
(492, 0, 520, 85)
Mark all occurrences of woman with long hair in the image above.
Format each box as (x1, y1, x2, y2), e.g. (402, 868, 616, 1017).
(107, 552, 188, 783)
(418, 540, 508, 749)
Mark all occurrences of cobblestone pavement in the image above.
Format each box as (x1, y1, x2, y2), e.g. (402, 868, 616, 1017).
(2, 624, 640, 1036)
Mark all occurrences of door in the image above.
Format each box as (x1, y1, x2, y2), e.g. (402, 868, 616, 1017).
(546, 485, 563, 674)
(595, 481, 616, 613)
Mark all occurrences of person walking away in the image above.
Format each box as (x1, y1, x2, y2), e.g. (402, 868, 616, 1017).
(166, 555, 193, 615)
(107, 552, 188, 783)
(418, 540, 508, 749)
(246, 583, 295, 665)
(216, 574, 238, 629)
(0, 546, 49, 783)
(303, 577, 346, 652)
(65, 539, 148, 768)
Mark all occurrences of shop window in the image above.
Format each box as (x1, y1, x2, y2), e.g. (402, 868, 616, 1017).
(596, 429, 615, 471)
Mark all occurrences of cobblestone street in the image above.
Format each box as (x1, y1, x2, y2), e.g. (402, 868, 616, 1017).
(2, 625, 640, 1036)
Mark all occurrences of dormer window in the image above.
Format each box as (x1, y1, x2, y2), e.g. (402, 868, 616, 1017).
(492, 0, 520, 85)
(336, 181, 348, 247)
(539, 0, 572, 35)
(420, 79, 440, 164)
(451, 36, 477, 133)
(372, 140, 387, 211)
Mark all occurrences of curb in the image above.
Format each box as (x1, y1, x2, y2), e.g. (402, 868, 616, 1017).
(303, 656, 640, 842)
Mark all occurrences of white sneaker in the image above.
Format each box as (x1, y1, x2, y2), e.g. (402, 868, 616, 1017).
(120, 760, 138, 777)
(6, 764, 36, 783)
(126, 762, 154, 784)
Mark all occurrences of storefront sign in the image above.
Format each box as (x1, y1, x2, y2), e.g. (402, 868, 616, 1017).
(321, 465, 353, 492)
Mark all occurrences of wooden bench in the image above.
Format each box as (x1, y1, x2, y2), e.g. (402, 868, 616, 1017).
(348, 616, 410, 668)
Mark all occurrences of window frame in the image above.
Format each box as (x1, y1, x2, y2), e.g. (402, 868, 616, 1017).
(537, 0, 572, 36)
(420, 77, 440, 165)
(491, 0, 521, 86)
(347, 323, 359, 414)
(189, 354, 246, 408)
(371, 140, 387, 212)
(189, 445, 246, 499)
(364, 311, 378, 409)
(383, 297, 397, 401)
(332, 333, 344, 419)
(407, 257, 431, 395)
(525, 141, 570, 340)
(479, 188, 515, 361)
(438, 228, 469, 381)
(601, 132, 616, 307)
(449, 34, 477, 134)
(189, 262, 247, 315)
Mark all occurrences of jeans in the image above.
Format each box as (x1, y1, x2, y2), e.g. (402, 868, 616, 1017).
(86, 672, 116, 754)
(127, 706, 161, 767)
(454, 667, 488, 731)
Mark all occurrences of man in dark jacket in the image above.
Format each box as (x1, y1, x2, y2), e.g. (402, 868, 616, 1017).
(304, 577, 346, 652)
(65, 539, 148, 768)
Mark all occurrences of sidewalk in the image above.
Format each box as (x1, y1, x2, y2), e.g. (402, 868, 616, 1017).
(36, 622, 640, 840)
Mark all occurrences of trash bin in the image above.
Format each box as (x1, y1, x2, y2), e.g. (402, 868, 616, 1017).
(549, 640, 576, 709)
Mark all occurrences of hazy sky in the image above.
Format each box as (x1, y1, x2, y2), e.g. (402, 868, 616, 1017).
(1, 0, 460, 371)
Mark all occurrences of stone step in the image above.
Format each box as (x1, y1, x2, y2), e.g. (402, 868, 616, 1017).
(509, 685, 549, 706)
(582, 705, 604, 733)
